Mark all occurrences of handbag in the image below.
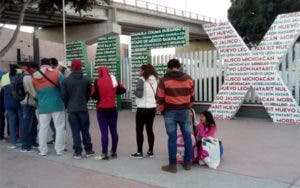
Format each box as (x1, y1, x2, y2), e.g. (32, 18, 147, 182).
(116, 82, 126, 95)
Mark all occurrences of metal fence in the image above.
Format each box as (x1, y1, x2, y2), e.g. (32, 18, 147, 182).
(120, 42, 300, 105)
(112, 0, 220, 23)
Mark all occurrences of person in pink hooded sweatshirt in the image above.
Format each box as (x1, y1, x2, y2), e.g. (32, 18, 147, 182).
(196, 111, 217, 162)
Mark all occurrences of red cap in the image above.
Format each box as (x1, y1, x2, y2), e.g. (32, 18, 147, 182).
(71, 59, 82, 71)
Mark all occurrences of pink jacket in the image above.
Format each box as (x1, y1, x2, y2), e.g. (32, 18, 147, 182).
(197, 123, 217, 160)
(197, 123, 216, 138)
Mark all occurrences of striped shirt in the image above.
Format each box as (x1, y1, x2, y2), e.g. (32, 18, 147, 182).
(156, 71, 194, 112)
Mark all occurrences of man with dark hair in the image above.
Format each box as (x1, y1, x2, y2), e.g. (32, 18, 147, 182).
(32, 58, 66, 156)
(156, 58, 194, 173)
(1, 64, 22, 148)
(50, 57, 70, 77)
(19, 61, 39, 152)
(61, 59, 94, 159)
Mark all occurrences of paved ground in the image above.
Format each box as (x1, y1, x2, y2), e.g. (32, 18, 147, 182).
(0, 110, 300, 188)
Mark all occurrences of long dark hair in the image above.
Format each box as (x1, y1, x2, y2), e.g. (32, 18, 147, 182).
(201, 111, 216, 129)
(140, 64, 158, 80)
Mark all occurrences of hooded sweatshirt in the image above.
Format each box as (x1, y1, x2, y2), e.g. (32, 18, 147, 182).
(32, 65, 64, 114)
(156, 71, 194, 112)
(95, 67, 117, 109)
(135, 75, 157, 108)
(61, 71, 91, 112)
(1, 72, 21, 110)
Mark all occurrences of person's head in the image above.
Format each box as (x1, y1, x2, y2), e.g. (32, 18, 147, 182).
(167, 59, 181, 71)
(50, 58, 59, 68)
(9, 64, 18, 76)
(139, 64, 158, 80)
(40, 58, 51, 66)
(71, 59, 82, 71)
(200, 111, 216, 128)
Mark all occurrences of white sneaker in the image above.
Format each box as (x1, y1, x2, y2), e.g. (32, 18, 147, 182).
(7, 145, 17, 149)
(20, 149, 33, 153)
(38, 152, 47, 156)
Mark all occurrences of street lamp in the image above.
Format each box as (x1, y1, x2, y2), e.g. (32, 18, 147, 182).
(62, 0, 67, 64)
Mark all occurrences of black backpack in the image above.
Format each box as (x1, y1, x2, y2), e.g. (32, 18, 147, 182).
(10, 73, 27, 101)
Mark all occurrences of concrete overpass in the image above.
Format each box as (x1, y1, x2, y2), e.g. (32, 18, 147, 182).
(0, 0, 219, 44)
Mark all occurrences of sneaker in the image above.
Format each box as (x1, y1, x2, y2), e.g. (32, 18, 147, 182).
(161, 164, 177, 173)
(38, 152, 47, 156)
(111, 153, 117, 159)
(85, 150, 95, 157)
(73, 153, 82, 159)
(47, 140, 55, 145)
(94, 155, 109, 160)
(199, 160, 206, 166)
(20, 149, 33, 153)
(146, 151, 154, 158)
(32, 143, 39, 148)
(56, 152, 64, 156)
(131, 153, 143, 159)
(183, 164, 192, 171)
(7, 145, 17, 149)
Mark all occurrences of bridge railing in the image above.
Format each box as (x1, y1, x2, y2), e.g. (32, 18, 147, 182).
(112, 0, 219, 23)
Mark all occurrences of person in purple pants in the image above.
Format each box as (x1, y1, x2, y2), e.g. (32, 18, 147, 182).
(91, 67, 119, 160)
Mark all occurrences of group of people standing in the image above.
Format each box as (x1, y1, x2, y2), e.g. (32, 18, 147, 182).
(0, 58, 218, 173)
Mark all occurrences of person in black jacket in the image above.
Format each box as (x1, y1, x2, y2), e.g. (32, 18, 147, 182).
(61, 59, 94, 159)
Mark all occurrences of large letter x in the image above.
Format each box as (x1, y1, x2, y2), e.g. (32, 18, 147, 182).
(203, 12, 300, 124)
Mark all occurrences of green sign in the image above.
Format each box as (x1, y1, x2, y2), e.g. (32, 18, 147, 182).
(131, 27, 189, 110)
(66, 41, 95, 109)
(94, 36, 122, 109)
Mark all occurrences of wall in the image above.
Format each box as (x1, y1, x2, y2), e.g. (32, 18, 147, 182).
(175, 40, 215, 53)
(0, 28, 64, 70)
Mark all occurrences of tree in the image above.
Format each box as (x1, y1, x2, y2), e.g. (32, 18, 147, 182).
(228, 0, 300, 46)
(0, 0, 111, 58)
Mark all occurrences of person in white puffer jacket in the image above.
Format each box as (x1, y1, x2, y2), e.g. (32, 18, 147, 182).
(131, 64, 158, 159)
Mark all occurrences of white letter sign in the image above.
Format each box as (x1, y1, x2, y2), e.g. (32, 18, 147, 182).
(203, 12, 300, 124)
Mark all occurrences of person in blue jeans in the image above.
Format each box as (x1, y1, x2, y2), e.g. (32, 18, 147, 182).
(156, 59, 195, 173)
(20, 61, 39, 152)
(1, 64, 22, 149)
(61, 59, 94, 159)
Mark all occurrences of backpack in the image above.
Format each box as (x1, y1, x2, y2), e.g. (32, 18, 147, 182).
(10, 73, 27, 101)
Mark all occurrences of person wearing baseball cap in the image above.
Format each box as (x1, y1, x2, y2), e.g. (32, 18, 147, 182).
(61, 59, 94, 159)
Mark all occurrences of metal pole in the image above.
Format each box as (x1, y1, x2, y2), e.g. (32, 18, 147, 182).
(62, 0, 67, 64)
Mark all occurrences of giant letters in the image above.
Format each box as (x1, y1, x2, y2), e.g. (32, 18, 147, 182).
(203, 12, 300, 124)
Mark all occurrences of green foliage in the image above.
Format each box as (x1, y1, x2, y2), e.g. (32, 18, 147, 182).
(228, 0, 300, 46)
(38, 0, 111, 14)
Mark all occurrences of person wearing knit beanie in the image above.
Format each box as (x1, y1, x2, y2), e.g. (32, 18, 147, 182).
(71, 59, 82, 71)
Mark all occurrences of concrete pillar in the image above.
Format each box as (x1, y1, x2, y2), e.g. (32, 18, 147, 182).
(36, 21, 121, 44)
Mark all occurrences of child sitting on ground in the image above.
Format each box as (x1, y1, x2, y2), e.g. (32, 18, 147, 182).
(197, 111, 217, 165)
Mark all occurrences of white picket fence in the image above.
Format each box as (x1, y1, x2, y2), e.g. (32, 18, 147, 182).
(120, 42, 300, 105)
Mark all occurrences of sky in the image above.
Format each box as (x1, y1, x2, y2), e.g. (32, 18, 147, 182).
(146, 0, 231, 21)
(1, 0, 231, 34)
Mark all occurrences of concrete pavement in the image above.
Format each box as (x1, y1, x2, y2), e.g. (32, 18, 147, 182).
(0, 110, 300, 188)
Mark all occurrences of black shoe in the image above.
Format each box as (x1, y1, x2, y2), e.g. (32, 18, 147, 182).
(146, 151, 154, 157)
(111, 153, 117, 158)
(47, 140, 55, 145)
(131, 153, 143, 159)
(73, 153, 82, 159)
(183, 164, 192, 171)
(86, 150, 95, 157)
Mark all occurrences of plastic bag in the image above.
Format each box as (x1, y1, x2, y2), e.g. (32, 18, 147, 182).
(202, 137, 220, 169)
